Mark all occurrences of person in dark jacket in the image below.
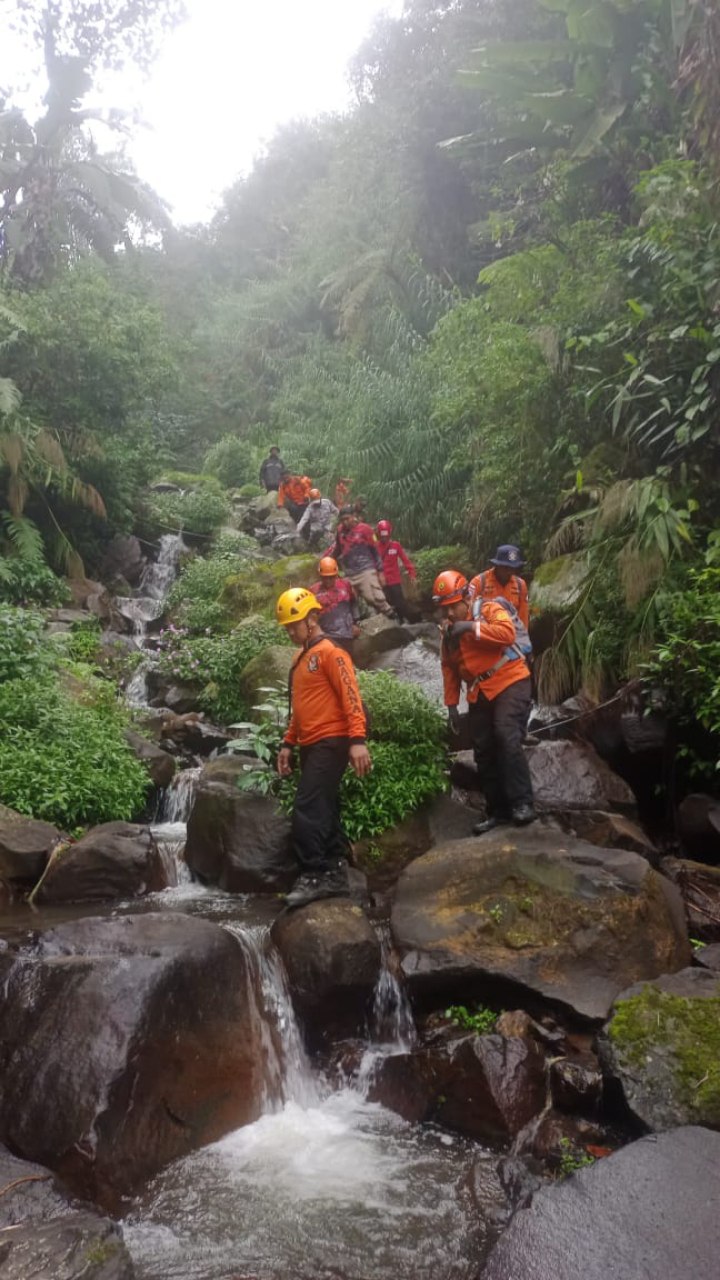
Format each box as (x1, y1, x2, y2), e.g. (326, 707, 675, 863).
(259, 446, 285, 492)
(310, 556, 360, 656)
(326, 508, 394, 616)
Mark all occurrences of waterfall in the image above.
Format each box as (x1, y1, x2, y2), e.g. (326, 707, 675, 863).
(355, 926, 416, 1096)
(224, 923, 320, 1110)
(120, 533, 186, 709)
(161, 767, 202, 823)
(141, 533, 186, 600)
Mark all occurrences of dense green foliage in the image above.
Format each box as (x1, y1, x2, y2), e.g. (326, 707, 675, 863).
(0, 608, 148, 828)
(155, 619, 287, 725)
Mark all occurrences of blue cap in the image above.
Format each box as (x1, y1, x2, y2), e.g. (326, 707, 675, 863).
(490, 545, 525, 568)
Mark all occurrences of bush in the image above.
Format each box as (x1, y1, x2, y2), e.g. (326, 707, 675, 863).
(238, 483, 264, 499)
(155, 619, 288, 724)
(166, 535, 260, 633)
(0, 675, 149, 829)
(203, 436, 255, 489)
(0, 559, 70, 607)
(357, 669, 446, 747)
(144, 488, 230, 538)
(0, 606, 53, 682)
(157, 471, 224, 492)
(413, 544, 475, 597)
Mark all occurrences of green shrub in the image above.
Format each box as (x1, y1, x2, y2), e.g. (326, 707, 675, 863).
(145, 488, 230, 537)
(157, 471, 224, 492)
(155, 619, 288, 724)
(0, 559, 70, 607)
(166, 536, 259, 633)
(445, 1004, 499, 1034)
(0, 675, 149, 829)
(203, 435, 255, 489)
(357, 669, 446, 747)
(238, 483, 264, 499)
(0, 606, 53, 683)
(414, 544, 475, 597)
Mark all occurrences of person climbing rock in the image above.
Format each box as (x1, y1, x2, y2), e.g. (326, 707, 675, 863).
(275, 586, 371, 909)
(277, 471, 312, 523)
(297, 489, 338, 549)
(327, 507, 394, 617)
(259, 445, 285, 492)
(310, 556, 360, 657)
(467, 545, 530, 629)
(376, 519, 416, 622)
(433, 569, 536, 834)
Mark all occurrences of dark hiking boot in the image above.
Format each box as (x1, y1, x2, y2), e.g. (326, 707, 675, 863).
(472, 814, 511, 837)
(285, 864, 349, 910)
(512, 804, 537, 827)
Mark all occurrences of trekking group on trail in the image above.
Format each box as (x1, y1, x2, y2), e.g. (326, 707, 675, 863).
(265, 457, 537, 908)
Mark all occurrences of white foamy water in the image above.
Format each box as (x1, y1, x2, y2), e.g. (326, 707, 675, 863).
(160, 768, 202, 824)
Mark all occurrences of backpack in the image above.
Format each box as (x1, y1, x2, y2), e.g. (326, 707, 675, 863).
(467, 596, 533, 694)
(491, 595, 533, 658)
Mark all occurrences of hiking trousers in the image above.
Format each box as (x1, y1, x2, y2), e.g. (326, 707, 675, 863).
(468, 677, 533, 816)
(349, 568, 392, 615)
(293, 736, 350, 873)
(383, 582, 411, 621)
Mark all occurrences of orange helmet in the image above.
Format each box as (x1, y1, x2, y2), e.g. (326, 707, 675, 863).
(432, 569, 468, 606)
(318, 556, 338, 576)
(309, 488, 321, 501)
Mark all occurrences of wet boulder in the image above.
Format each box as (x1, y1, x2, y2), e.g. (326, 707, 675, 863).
(526, 739, 636, 814)
(146, 671, 201, 713)
(353, 615, 411, 669)
(432, 1032, 547, 1143)
(483, 1127, 720, 1280)
(186, 758, 295, 893)
(271, 899, 381, 1041)
(661, 856, 720, 942)
(124, 729, 176, 789)
(556, 810, 657, 861)
(603, 967, 720, 1131)
(36, 823, 169, 904)
(0, 1211, 136, 1279)
(238, 644, 295, 709)
(100, 534, 145, 588)
(0, 808, 61, 884)
(391, 829, 690, 1020)
(677, 792, 720, 862)
(0, 913, 266, 1204)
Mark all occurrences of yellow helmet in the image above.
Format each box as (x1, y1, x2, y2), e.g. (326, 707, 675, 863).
(276, 586, 321, 626)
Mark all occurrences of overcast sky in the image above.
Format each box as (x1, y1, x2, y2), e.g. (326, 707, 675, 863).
(2, 0, 404, 225)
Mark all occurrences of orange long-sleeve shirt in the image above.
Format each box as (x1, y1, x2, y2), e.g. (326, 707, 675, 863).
(278, 475, 311, 507)
(467, 569, 530, 629)
(441, 600, 531, 705)
(284, 637, 367, 747)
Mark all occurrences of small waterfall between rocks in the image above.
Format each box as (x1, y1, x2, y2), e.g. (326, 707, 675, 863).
(120, 533, 186, 709)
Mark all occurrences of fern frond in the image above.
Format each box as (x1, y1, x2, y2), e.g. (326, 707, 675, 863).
(1, 511, 44, 561)
(0, 378, 22, 418)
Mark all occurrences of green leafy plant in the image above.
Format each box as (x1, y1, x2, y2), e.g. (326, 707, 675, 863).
(557, 1137, 596, 1180)
(144, 488, 230, 538)
(445, 1004, 499, 1035)
(0, 556, 69, 606)
(155, 620, 287, 724)
(203, 435, 255, 489)
(413, 545, 475, 598)
(0, 606, 54, 683)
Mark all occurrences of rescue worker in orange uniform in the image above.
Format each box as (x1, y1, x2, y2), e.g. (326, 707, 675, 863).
(277, 471, 312, 523)
(276, 586, 371, 908)
(467, 545, 529, 628)
(434, 569, 536, 834)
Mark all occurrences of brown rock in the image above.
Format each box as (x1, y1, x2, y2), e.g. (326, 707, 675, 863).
(678, 792, 720, 862)
(124, 729, 176, 789)
(557, 810, 657, 861)
(391, 828, 690, 1020)
(0, 808, 61, 883)
(661, 856, 720, 941)
(0, 914, 266, 1205)
(272, 899, 381, 1040)
(526, 739, 636, 813)
(185, 759, 295, 893)
(0, 1211, 135, 1279)
(433, 1033, 547, 1143)
(36, 823, 169, 903)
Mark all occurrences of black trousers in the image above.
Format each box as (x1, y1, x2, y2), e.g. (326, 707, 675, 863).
(383, 582, 411, 621)
(285, 499, 309, 523)
(468, 678, 533, 816)
(293, 737, 350, 873)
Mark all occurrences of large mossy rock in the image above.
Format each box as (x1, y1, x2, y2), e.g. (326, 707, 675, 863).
(353, 614, 412, 669)
(0, 807, 61, 883)
(271, 899, 381, 1040)
(391, 829, 690, 1020)
(0, 914, 266, 1205)
(529, 552, 586, 614)
(37, 823, 169, 904)
(238, 644, 295, 707)
(483, 1127, 720, 1280)
(603, 967, 720, 1130)
(185, 757, 295, 893)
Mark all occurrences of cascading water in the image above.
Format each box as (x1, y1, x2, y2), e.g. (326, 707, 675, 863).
(160, 767, 202, 824)
(120, 533, 186, 709)
(123, 918, 501, 1280)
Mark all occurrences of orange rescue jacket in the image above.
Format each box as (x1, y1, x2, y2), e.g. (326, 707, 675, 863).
(278, 475, 311, 507)
(283, 636, 367, 747)
(467, 568, 530, 629)
(441, 599, 531, 705)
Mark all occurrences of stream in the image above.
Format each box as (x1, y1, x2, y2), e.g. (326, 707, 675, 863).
(97, 533, 502, 1278)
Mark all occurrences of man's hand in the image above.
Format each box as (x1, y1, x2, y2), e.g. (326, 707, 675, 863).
(349, 744, 372, 777)
(446, 620, 474, 640)
(448, 706, 461, 736)
(352, 624, 361, 637)
(276, 746, 294, 777)
(378, 573, 386, 587)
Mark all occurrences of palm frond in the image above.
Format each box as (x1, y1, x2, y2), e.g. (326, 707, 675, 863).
(1, 511, 44, 562)
(0, 378, 22, 418)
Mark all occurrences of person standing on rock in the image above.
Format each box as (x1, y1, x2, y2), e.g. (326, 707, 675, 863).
(275, 586, 371, 908)
(259, 445, 285, 493)
(310, 556, 361, 657)
(375, 519, 416, 622)
(433, 569, 536, 834)
(297, 489, 339, 550)
(326, 507, 395, 618)
(467, 545, 530, 628)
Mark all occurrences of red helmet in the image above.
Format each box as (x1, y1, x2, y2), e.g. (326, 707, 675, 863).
(376, 519, 393, 537)
(432, 569, 468, 606)
(318, 556, 338, 576)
